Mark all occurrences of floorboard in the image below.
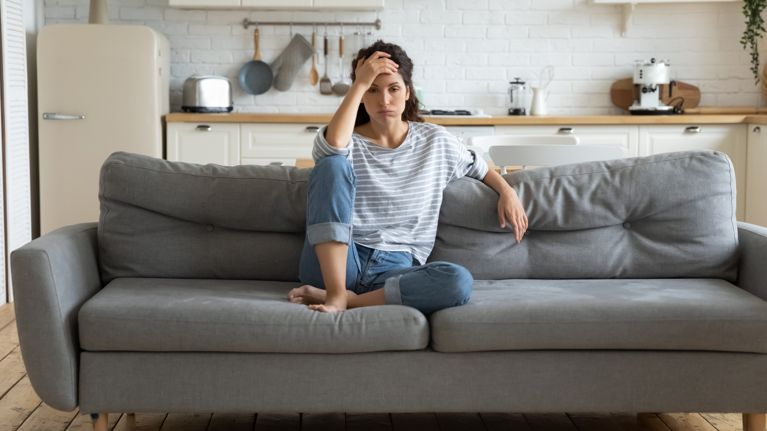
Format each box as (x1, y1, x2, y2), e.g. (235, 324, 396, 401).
(659, 413, 719, 431)
(15, 404, 78, 431)
(390, 413, 440, 431)
(0, 305, 15, 331)
(254, 413, 300, 431)
(0, 322, 20, 360)
(436, 413, 487, 431)
(0, 377, 42, 431)
(301, 413, 345, 431)
(123, 413, 167, 431)
(699, 413, 742, 431)
(160, 413, 211, 431)
(524, 413, 579, 431)
(65, 412, 121, 431)
(480, 413, 532, 431)
(346, 413, 392, 431)
(206, 412, 256, 431)
(0, 348, 26, 400)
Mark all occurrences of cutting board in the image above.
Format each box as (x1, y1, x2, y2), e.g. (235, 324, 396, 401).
(610, 78, 701, 112)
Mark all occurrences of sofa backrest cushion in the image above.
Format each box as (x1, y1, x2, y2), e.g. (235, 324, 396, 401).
(430, 150, 739, 281)
(98, 152, 309, 283)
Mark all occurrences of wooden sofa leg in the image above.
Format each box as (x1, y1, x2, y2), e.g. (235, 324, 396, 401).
(744, 413, 766, 431)
(90, 413, 108, 431)
(127, 412, 136, 430)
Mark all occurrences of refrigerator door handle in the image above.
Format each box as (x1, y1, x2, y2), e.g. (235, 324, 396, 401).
(42, 113, 86, 120)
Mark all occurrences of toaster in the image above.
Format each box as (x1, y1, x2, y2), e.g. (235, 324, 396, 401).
(182, 75, 233, 113)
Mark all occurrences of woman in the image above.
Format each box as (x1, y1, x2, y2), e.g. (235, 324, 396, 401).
(288, 41, 528, 314)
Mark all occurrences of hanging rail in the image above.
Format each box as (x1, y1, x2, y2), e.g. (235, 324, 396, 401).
(241, 18, 382, 30)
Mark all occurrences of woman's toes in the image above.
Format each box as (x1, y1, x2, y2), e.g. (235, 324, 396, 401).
(287, 287, 304, 303)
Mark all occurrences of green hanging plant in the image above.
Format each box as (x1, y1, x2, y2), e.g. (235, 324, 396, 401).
(741, 0, 767, 85)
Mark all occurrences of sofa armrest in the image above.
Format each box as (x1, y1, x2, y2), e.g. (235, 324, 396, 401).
(10, 223, 101, 411)
(736, 222, 767, 301)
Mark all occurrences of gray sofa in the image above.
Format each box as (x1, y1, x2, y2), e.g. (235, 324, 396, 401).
(11, 150, 767, 430)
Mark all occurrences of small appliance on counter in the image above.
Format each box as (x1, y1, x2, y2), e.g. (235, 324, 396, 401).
(419, 109, 492, 117)
(629, 58, 677, 115)
(508, 78, 531, 115)
(182, 75, 233, 113)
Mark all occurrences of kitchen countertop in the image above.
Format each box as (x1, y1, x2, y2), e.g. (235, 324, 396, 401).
(165, 112, 767, 125)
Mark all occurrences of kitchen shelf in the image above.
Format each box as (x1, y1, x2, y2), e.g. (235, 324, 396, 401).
(592, 0, 739, 36)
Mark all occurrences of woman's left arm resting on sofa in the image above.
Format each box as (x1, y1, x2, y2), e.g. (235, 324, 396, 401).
(482, 169, 528, 243)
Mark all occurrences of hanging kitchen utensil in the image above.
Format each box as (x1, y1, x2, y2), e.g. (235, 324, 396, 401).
(271, 33, 313, 92)
(309, 29, 319, 86)
(332, 32, 350, 95)
(238, 27, 273, 95)
(319, 29, 333, 95)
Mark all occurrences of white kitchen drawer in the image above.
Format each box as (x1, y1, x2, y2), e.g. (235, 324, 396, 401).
(494, 125, 639, 157)
(167, 123, 240, 166)
(240, 124, 319, 160)
(639, 124, 747, 220)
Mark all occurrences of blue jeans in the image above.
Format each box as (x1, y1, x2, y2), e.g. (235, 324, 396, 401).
(298, 155, 473, 315)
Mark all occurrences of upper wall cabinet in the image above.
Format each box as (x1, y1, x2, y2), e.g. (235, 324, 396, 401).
(592, 0, 738, 36)
(169, 0, 384, 9)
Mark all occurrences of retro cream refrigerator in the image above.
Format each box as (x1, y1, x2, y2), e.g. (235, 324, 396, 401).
(38, 24, 169, 234)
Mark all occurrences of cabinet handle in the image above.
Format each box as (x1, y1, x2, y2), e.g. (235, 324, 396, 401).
(305, 126, 320, 133)
(557, 127, 575, 135)
(42, 113, 86, 120)
(754, 126, 761, 133)
(684, 126, 701, 134)
(195, 125, 212, 132)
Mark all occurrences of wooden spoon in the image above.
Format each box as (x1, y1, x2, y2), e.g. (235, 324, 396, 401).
(309, 31, 319, 86)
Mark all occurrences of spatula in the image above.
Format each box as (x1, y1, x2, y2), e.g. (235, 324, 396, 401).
(319, 31, 333, 95)
(332, 33, 350, 95)
(309, 30, 318, 86)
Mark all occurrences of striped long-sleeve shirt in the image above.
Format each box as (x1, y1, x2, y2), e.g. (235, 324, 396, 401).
(313, 121, 489, 264)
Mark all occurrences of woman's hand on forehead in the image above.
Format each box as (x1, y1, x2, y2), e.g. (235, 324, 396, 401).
(354, 51, 400, 89)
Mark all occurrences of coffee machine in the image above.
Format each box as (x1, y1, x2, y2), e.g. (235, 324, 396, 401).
(629, 58, 676, 115)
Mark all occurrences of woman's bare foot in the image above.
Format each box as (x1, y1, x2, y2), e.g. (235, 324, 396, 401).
(288, 285, 326, 305)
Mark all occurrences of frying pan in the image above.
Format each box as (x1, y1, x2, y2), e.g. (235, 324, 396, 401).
(239, 27, 272, 95)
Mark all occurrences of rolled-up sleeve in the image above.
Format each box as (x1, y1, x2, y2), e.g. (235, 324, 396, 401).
(454, 145, 489, 181)
(312, 126, 354, 161)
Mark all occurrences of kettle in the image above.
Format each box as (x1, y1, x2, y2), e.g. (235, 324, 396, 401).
(508, 78, 531, 116)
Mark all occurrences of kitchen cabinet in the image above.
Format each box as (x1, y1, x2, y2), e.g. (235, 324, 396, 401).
(747, 125, 767, 226)
(639, 124, 747, 220)
(167, 122, 317, 167)
(494, 125, 640, 157)
(167, 122, 240, 166)
(170, 0, 383, 9)
(240, 123, 319, 166)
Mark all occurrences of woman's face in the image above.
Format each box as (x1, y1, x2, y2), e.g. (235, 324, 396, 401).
(361, 72, 410, 123)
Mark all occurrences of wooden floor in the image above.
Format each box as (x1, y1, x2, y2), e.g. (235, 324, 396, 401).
(0, 303, 752, 431)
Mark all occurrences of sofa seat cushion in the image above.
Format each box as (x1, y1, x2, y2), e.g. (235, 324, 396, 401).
(78, 278, 428, 353)
(430, 279, 767, 353)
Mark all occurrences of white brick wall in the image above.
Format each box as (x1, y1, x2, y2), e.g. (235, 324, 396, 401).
(44, 0, 760, 115)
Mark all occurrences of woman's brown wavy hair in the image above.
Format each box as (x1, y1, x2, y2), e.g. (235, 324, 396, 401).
(350, 40, 423, 127)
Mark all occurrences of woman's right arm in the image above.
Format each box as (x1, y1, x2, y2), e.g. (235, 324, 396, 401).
(323, 51, 399, 148)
